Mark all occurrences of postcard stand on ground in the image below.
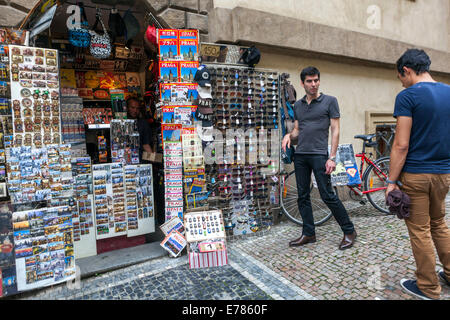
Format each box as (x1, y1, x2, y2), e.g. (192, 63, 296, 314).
(184, 210, 228, 269)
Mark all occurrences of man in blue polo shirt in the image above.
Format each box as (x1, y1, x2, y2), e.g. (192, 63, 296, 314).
(386, 48, 450, 300)
(282, 66, 356, 250)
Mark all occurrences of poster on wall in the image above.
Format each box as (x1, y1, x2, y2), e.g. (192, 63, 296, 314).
(12, 206, 76, 292)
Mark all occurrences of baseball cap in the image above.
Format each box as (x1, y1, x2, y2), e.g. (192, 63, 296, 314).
(194, 108, 211, 120)
(194, 65, 211, 87)
(196, 122, 214, 142)
(197, 85, 212, 99)
(198, 105, 213, 115)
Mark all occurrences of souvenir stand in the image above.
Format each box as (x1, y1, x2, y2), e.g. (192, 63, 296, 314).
(202, 62, 281, 238)
(0, 1, 160, 297)
(0, 42, 77, 297)
(156, 29, 228, 266)
(156, 29, 282, 265)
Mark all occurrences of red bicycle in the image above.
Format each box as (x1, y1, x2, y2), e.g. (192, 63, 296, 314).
(280, 133, 390, 226)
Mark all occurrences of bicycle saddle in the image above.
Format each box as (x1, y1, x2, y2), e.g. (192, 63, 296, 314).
(354, 134, 376, 141)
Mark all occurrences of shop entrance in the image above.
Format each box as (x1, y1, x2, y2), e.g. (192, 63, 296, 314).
(26, 0, 165, 255)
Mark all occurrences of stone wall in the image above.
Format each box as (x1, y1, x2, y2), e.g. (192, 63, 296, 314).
(144, 0, 213, 42)
(0, 0, 40, 27)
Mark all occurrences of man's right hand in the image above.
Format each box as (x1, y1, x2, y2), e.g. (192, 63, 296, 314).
(282, 134, 291, 153)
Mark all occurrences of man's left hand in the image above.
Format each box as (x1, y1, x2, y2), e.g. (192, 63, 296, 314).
(385, 183, 400, 198)
(325, 159, 336, 175)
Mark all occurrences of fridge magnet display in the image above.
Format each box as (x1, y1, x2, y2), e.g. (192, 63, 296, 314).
(184, 210, 226, 242)
(9, 46, 61, 148)
(184, 210, 228, 269)
(110, 120, 140, 165)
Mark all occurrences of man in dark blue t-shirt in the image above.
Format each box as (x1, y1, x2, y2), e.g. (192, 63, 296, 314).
(387, 49, 450, 300)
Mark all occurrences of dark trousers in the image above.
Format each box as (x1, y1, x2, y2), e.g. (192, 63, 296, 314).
(294, 154, 355, 236)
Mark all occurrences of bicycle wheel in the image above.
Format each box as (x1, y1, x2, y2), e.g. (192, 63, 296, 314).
(363, 157, 390, 214)
(280, 170, 336, 226)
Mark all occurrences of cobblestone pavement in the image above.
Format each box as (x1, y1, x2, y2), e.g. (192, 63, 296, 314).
(9, 197, 450, 301)
(231, 198, 450, 300)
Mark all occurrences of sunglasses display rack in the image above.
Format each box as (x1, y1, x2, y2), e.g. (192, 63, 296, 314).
(204, 64, 281, 238)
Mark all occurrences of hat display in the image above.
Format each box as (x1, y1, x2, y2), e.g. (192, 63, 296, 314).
(196, 122, 214, 142)
(195, 108, 211, 120)
(198, 106, 213, 115)
(197, 85, 212, 99)
(194, 65, 211, 87)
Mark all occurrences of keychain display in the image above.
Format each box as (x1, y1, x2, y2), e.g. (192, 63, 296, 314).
(110, 120, 139, 165)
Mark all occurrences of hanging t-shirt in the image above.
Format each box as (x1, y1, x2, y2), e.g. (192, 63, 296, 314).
(394, 82, 450, 173)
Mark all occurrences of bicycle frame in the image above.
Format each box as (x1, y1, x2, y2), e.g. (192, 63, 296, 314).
(349, 152, 388, 195)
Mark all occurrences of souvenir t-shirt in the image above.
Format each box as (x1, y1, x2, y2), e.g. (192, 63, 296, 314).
(394, 82, 450, 173)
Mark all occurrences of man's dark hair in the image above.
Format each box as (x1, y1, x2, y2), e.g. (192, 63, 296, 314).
(300, 66, 320, 83)
(396, 49, 431, 76)
(126, 97, 141, 107)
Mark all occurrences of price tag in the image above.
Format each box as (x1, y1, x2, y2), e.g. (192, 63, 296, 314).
(198, 241, 225, 252)
(200, 44, 221, 57)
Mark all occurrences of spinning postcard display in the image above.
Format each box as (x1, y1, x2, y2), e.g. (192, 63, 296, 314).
(92, 163, 155, 239)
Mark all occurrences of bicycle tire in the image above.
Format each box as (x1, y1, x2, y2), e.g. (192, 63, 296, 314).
(363, 157, 390, 214)
(280, 170, 336, 226)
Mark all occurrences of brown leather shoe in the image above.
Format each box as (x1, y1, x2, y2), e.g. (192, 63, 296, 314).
(339, 231, 357, 250)
(289, 235, 316, 247)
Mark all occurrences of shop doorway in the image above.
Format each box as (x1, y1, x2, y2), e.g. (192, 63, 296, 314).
(29, 0, 165, 254)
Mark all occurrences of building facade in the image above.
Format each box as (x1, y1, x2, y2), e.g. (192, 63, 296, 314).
(2, 0, 449, 151)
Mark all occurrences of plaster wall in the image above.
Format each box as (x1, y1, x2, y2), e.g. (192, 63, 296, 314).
(256, 48, 450, 152)
(213, 0, 450, 52)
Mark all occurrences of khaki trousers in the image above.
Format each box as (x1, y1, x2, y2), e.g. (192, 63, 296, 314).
(399, 172, 450, 299)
